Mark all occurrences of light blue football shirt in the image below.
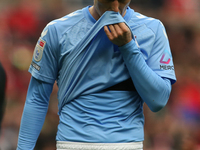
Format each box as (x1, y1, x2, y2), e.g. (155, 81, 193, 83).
(29, 6, 176, 143)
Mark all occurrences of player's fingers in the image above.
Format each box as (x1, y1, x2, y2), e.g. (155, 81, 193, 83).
(104, 26, 113, 40)
(118, 22, 130, 33)
(113, 24, 123, 36)
(108, 24, 118, 38)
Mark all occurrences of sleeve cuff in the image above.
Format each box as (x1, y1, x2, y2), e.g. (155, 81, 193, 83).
(118, 39, 139, 52)
(118, 39, 140, 57)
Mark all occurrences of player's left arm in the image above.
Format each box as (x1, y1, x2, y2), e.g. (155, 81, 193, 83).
(104, 22, 175, 112)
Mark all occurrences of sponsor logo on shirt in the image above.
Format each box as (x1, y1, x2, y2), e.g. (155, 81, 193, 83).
(160, 65, 174, 70)
(160, 49, 174, 70)
(160, 49, 171, 64)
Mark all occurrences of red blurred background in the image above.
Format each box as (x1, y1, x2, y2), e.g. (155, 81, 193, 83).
(0, 0, 200, 149)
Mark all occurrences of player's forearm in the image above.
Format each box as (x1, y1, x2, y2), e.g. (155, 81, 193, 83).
(17, 77, 53, 150)
(17, 102, 48, 149)
(119, 40, 171, 112)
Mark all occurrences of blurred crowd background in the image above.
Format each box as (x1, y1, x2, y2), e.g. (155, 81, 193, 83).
(0, 0, 200, 149)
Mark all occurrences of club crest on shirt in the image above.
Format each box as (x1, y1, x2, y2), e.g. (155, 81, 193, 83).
(33, 38, 46, 62)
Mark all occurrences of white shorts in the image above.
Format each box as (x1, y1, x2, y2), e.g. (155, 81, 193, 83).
(56, 141, 143, 150)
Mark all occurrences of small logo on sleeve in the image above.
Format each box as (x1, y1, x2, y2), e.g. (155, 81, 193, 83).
(31, 61, 40, 71)
(160, 49, 174, 70)
(160, 49, 171, 64)
(33, 38, 46, 62)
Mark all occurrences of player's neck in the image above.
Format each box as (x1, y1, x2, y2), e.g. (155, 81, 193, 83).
(89, 6, 100, 20)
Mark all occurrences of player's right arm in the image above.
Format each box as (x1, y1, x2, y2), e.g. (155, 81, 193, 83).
(16, 77, 53, 150)
(17, 17, 61, 149)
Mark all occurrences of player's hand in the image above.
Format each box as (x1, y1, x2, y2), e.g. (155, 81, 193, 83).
(104, 22, 132, 47)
